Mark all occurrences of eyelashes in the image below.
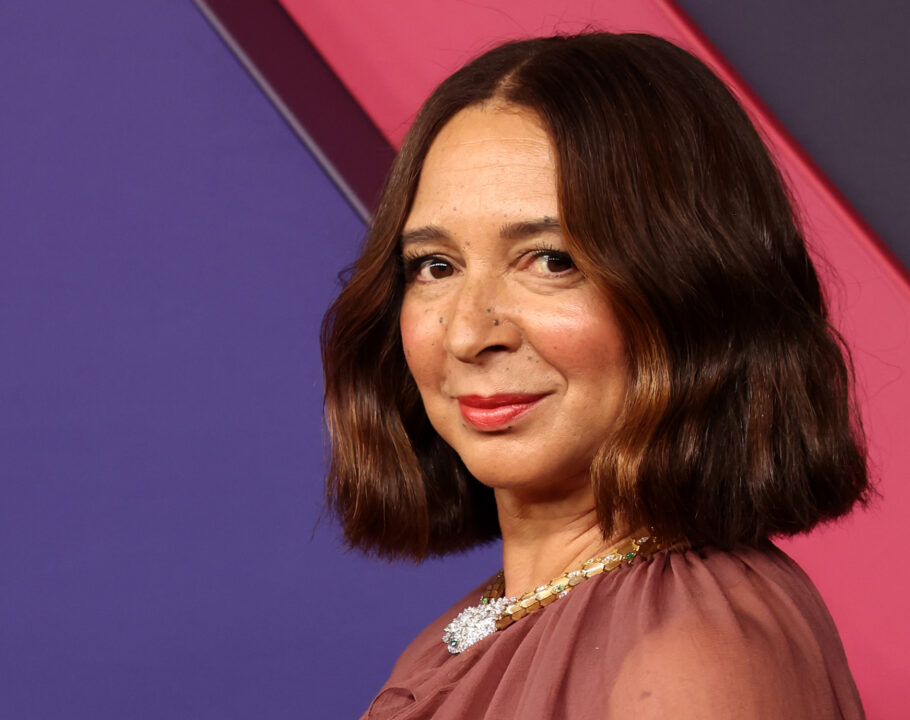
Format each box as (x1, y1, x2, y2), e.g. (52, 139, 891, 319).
(531, 248, 574, 274)
(402, 254, 455, 281)
(401, 245, 576, 283)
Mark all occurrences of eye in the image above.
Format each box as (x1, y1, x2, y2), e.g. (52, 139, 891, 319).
(529, 249, 575, 276)
(403, 254, 456, 282)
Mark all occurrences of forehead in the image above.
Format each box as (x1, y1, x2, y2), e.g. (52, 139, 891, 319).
(407, 104, 558, 225)
(428, 103, 553, 163)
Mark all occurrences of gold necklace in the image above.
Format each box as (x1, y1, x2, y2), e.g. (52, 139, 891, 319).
(442, 529, 662, 654)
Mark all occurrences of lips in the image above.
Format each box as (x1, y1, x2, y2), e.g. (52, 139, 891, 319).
(457, 393, 547, 431)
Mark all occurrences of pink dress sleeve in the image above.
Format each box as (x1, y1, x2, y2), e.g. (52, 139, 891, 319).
(362, 545, 864, 720)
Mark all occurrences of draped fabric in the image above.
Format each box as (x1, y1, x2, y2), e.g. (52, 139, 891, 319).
(363, 544, 864, 719)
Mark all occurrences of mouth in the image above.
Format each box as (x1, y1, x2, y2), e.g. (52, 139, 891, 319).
(457, 393, 547, 431)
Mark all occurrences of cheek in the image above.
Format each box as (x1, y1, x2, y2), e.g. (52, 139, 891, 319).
(530, 298, 628, 408)
(530, 298, 625, 366)
(399, 297, 444, 385)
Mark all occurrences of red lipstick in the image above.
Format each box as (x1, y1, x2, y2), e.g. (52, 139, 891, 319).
(457, 393, 546, 431)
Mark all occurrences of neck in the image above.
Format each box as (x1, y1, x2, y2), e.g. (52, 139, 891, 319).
(494, 481, 629, 598)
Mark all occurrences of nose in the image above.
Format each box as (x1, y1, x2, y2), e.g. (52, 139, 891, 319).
(442, 275, 521, 362)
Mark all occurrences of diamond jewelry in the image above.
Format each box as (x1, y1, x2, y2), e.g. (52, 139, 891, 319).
(442, 529, 661, 654)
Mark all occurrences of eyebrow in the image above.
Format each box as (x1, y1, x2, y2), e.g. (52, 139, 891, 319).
(500, 217, 562, 240)
(399, 217, 562, 247)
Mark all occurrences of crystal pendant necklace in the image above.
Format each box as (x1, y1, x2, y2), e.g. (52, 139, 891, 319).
(442, 529, 661, 654)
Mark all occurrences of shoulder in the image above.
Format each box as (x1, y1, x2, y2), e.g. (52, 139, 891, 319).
(579, 544, 864, 719)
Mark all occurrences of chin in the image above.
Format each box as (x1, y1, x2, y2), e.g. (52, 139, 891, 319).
(457, 449, 590, 497)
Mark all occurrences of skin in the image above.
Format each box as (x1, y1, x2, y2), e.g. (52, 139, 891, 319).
(399, 102, 630, 597)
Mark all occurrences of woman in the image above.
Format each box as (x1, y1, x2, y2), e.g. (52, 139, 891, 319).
(321, 32, 869, 718)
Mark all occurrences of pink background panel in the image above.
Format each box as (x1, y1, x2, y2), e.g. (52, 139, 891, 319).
(283, 0, 910, 714)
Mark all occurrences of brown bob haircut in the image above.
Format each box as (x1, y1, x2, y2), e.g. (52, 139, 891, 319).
(321, 32, 869, 560)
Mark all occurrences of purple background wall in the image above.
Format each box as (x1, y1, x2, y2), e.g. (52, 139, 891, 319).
(0, 2, 498, 717)
(0, 1, 905, 719)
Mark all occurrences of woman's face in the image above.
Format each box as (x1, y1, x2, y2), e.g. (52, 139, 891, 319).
(400, 103, 627, 500)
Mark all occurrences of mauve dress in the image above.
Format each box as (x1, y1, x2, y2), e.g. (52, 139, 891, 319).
(362, 544, 865, 719)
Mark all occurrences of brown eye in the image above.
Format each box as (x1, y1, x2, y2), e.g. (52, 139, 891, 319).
(423, 260, 454, 280)
(403, 254, 456, 282)
(530, 251, 575, 276)
(544, 254, 573, 273)
(402, 256, 455, 282)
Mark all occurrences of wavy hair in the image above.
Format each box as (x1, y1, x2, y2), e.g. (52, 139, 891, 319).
(321, 32, 869, 559)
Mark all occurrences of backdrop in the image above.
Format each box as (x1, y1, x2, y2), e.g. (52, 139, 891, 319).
(0, 1, 906, 719)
